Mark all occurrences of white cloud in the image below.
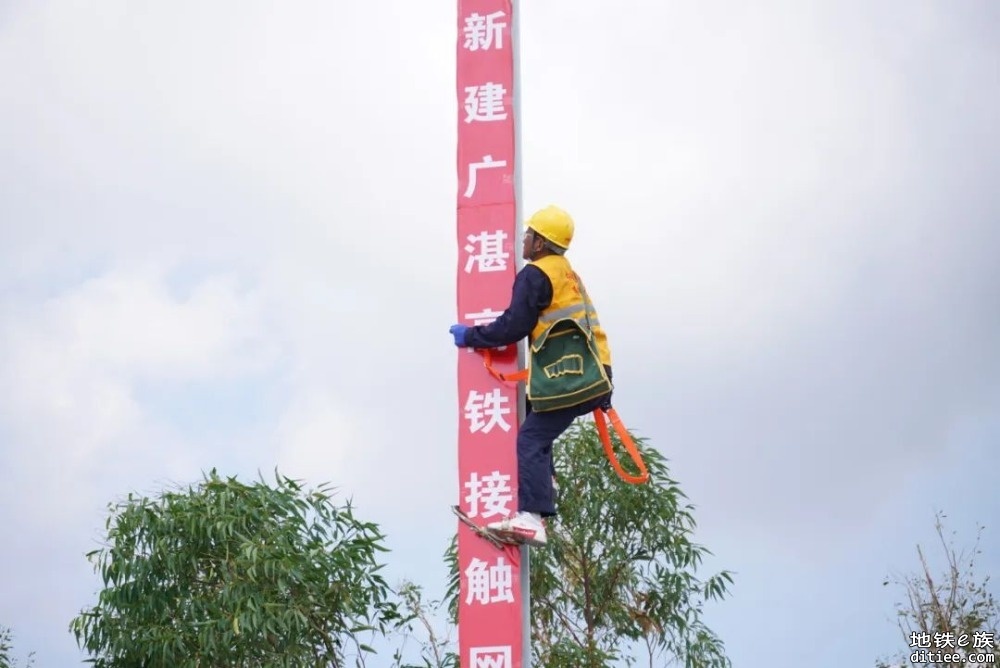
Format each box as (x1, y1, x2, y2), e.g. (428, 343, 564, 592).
(0, 265, 276, 496)
(0, 0, 458, 289)
(273, 390, 361, 481)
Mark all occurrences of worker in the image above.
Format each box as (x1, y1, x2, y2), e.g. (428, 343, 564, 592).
(449, 205, 613, 547)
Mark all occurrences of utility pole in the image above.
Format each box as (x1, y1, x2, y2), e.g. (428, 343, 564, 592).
(455, 1, 529, 667)
(510, 2, 531, 666)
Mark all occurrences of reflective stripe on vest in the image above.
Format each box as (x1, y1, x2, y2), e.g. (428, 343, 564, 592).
(528, 254, 612, 367)
(537, 302, 601, 328)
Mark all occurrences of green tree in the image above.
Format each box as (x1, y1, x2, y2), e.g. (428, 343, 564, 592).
(0, 626, 35, 668)
(70, 469, 405, 667)
(876, 512, 998, 668)
(446, 421, 734, 667)
(389, 580, 458, 668)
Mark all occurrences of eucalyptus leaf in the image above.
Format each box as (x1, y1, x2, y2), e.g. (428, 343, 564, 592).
(70, 470, 403, 667)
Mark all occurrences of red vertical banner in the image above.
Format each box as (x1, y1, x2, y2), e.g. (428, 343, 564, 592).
(456, 2, 524, 668)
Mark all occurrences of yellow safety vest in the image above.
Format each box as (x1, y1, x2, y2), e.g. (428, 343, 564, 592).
(529, 254, 612, 367)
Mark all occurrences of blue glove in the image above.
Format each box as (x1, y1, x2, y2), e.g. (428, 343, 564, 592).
(449, 324, 469, 347)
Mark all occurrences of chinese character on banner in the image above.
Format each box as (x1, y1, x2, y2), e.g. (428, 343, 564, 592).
(463, 155, 508, 199)
(463, 11, 507, 51)
(464, 470, 513, 519)
(465, 82, 508, 123)
(470, 646, 513, 668)
(462, 307, 507, 353)
(464, 389, 512, 433)
(464, 308, 504, 325)
(457, 0, 522, 662)
(464, 230, 510, 273)
(464, 556, 515, 605)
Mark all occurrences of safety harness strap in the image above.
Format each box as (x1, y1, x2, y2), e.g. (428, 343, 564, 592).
(479, 348, 650, 485)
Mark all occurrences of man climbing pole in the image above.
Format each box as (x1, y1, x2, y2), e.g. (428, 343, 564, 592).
(449, 205, 613, 547)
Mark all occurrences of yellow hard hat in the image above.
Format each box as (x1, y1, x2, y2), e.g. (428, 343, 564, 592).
(526, 205, 574, 249)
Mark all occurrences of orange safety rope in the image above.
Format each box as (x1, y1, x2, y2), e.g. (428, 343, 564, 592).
(479, 348, 649, 485)
(592, 405, 649, 485)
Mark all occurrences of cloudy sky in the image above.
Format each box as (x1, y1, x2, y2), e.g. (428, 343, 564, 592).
(1, 0, 998, 665)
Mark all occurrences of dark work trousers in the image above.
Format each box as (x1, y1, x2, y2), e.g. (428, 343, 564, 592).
(517, 367, 613, 518)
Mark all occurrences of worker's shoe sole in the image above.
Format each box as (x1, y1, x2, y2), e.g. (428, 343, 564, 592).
(487, 514, 547, 547)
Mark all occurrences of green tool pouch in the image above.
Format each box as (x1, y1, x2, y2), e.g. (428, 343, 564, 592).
(527, 318, 612, 412)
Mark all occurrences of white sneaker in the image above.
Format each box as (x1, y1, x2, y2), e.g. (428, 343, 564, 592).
(487, 511, 547, 547)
